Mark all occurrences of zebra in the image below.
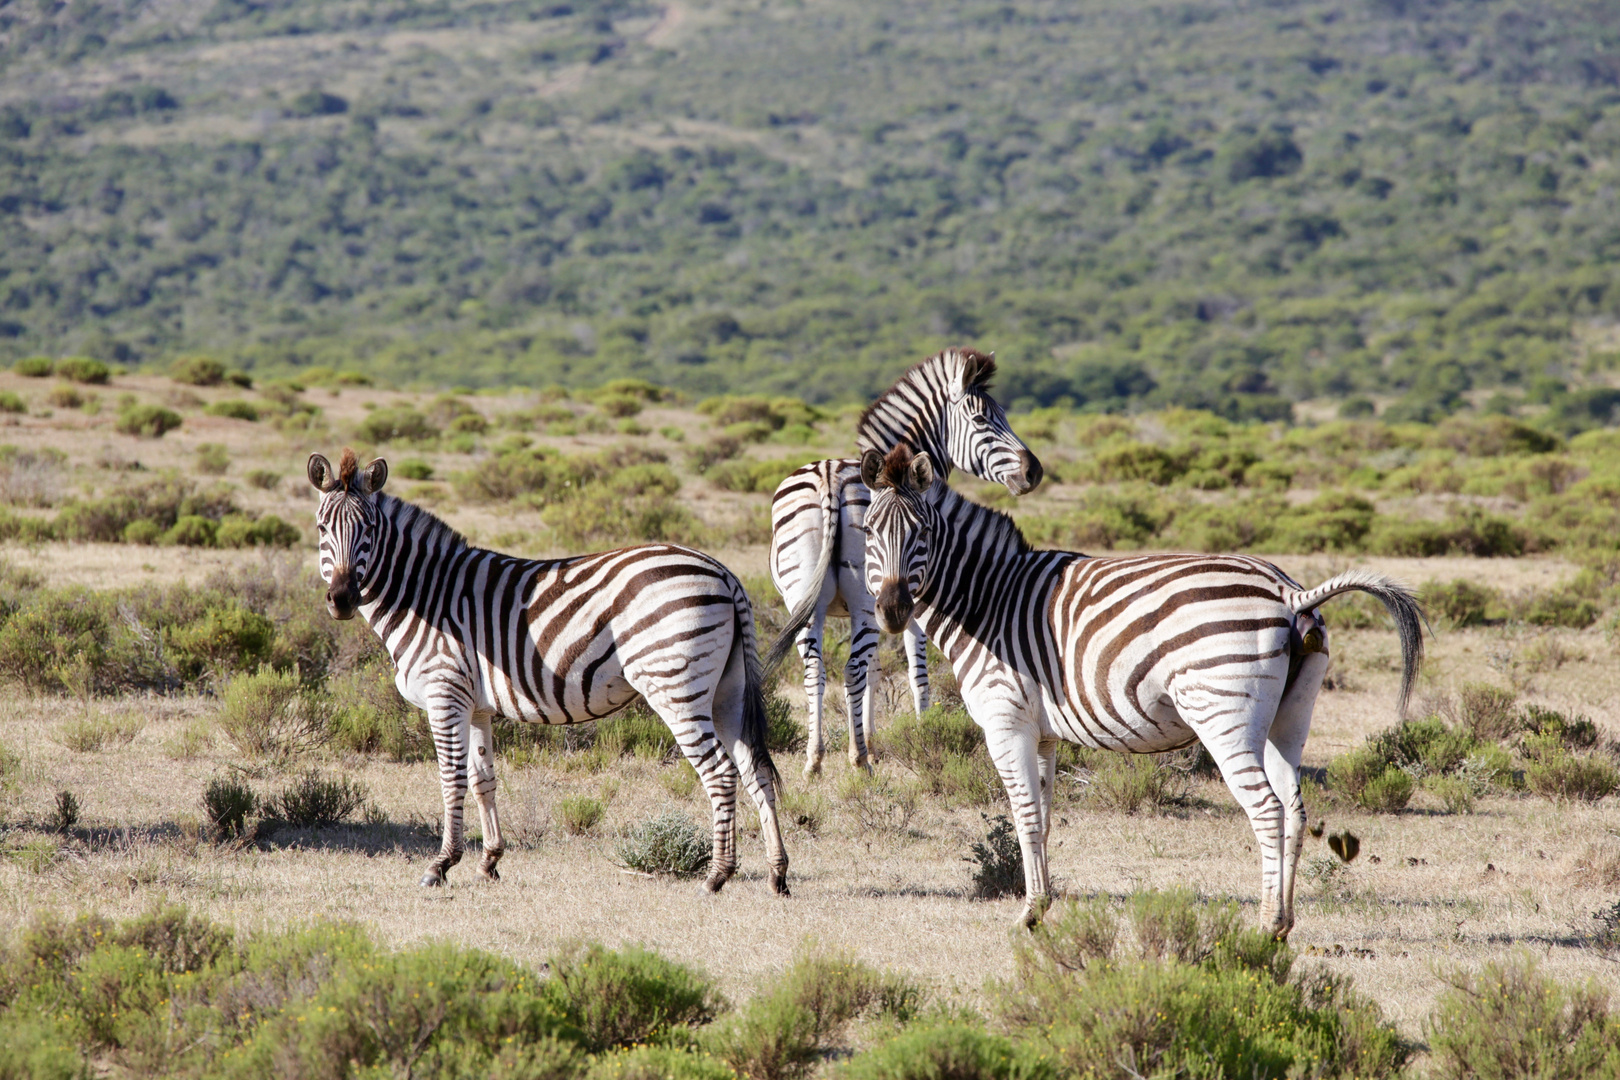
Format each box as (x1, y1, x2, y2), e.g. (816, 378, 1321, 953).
(308, 449, 789, 896)
(855, 443, 1424, 937)
(765, 348, 1043, 776)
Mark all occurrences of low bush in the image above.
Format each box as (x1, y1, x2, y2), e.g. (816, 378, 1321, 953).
(13, 356, 53, 377)
(707, 947, 920, 1080)
(50, 790, 78, 832)
(543, 941, 723, 1052)
(993, 890, 1408, 1080)
(967, 813, 1024, 899)
(707, 458, 804, 494)
(217, 666, 324, 758)
(881, 706, 1000, 805)
(115, 403, 182, 438)
(396, 457, 434, 480)
(839, 1023, 1050, 1080)
(1424, 578, 1501, 627)
(558, 795, 606, 835)
(202, 775, 258, 840)
(244, 468, 281, 490)
(203, 398, 259, 421)
(1084, 754, 1187, 813)
(0, 391, 23, 413)
(358, 405, 439, 443)
(590, 1045, 735, 1080)
(274, 769, 369, 826)
(169, 356, 227, 386)
(615, 810, 711, 877)
(1522, 743, 1620, 803)
(1426, 956, 1620, 1079)
(46, 383, 82, 409)
(1456, 682, 1521, 741)
(325, 663, 431, 760)
(55, 357, 109, 384)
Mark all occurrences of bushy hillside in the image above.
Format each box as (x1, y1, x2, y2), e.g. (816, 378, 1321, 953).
(2, 0, 1620, 416)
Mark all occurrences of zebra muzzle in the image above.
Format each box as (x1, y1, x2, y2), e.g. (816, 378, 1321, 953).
(1009, 450, 1044, 495)
(326, 570, 360, 620)
(875, 577, 914, 635)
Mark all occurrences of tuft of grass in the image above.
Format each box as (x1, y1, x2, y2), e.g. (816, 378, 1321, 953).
(194, 442, 230, 475)
(542, 941, 723, 1052)
(202, 775, 258, 841)
(659, 761, 699, 800)
(115, 403, 183, 438)
(1426, 956, 1620, 1079)
(557, 795, 606, 835)
(274, 769, 369, 827)
(54, 712, 144, 752)
(615, 810, 711, 878)
(244, 468, 281, 490)
(967, 813, 1024, 899)
(50, 790, 79, 832)
(881, 706, 1001, 806)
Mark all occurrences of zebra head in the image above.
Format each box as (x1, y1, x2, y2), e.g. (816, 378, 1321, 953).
(860, 443, 938, 635)
(857, 349, 1043, 496)
(307, 449, 389, 621)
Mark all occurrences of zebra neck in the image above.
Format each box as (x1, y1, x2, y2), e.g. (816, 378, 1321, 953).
(913, 486, 1033, 643)
(358, 495, 471, 627)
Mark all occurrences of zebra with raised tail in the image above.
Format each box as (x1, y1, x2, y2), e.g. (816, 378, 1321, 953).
(308, 449, 789, 895)
(766, 348, 1043, 775)
(858, 444, 1425, 936)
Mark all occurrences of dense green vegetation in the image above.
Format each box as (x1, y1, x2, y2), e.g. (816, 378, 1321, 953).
(2, 0, 1620, 415)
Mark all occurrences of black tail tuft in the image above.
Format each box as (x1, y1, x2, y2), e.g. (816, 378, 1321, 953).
(741, 637, 779, 789)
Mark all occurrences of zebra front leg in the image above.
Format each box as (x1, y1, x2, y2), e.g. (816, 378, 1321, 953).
(798, 627, 827, 777)
(470, 716, 505, 881)
(1037, 737, 1059, 843)
(904, 621, 930, 715)
(845, 615, 879, 770)
(982, 715, 1052, 927)
(423, 702, 473, 887)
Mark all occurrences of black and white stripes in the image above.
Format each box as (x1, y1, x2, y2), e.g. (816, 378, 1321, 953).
(858, 444, 1424, 936)
(309, 450, 788, 895)
(766, 348, 1042, 775)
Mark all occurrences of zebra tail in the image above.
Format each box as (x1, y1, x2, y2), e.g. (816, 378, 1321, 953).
(762, 473, 842, 674)
(1286, 569, 1429, 716)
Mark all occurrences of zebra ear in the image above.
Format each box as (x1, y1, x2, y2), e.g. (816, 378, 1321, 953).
(307, 453, 336, 492)
(909, 452, 935, 490)
(360, 458, 388, 494)
(860, 449, 886, 488)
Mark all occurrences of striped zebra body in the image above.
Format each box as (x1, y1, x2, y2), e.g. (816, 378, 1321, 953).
(309, 451, 788, 895)
(859, 445, 1424, 936)
(767, 348, 1043, 776)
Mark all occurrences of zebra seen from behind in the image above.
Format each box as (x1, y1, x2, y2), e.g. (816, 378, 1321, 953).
(309, 449, 789, 895)
(766, 348, 1043, 776)
(859, 443, 1425, 937)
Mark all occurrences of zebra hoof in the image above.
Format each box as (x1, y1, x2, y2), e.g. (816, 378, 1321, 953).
(420, 869, 446, 888)
(704, 873, 728, 894)
(479, 864, 501, 882)
(770, 869, 790, 897)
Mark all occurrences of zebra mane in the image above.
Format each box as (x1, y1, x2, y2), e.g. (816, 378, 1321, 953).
(337, 447, 360, 490)
(378, 492, 470, 553)
(855, 348, 998, 464)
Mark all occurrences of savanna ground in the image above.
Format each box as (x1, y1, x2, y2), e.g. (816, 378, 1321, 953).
(0, 362, 1617, 1068)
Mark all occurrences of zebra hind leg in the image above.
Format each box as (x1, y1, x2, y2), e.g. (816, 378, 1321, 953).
(422, 703, 473, 887)
(845, 612, 879, 770)
(470, 716, 505, 881)
(798, 625, 827, 777)
(1267, 650, 1330, 937)
(700, 757, 740, 892)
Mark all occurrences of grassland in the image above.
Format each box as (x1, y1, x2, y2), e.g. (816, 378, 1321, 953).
(0, 365, 1617, 1073)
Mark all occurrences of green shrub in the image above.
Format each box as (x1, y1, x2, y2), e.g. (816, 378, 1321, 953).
(358, 405, 439, 443)
(543, 941, 723, 1052)
(707, 948, 921, 1080)
(1520, 588, 1602, 629)
(597, 393, 644, 418)
(1520, 704, 1600, 750)
(203, 398, 259, 421)
(244, 468, 281, 490)
(169, 355, 227, 386)
(994, 891, 1407, 1080)
(558, 795, 606, 835)
(217, 513, 301, 548)
(115, 403, 182, 437)
(275, 769, 369, 826)
(1426, 956, 1620, 1080)
(13, 356, 53, 377)
(0, 391, 26, 414)
(50, 790, 78, 832)
(967, 813, 1024, 899)
(1522, 744, 1620, 803)
(326, 664, 431, 760)
(880, 706, 999, 805)
(167, 603, 275, 678)
(396, 457, 434, 480)
(217, 667, 322, 758)
(163, 514, 217, 546)
(839, 1023, 1050, 1080)
(706, 458, 803, 494)
(194, 442, 230, 475)
(202, 775, 258, 840)
(45, 383, 82, 408)
(589, 1046, 736, 1080)
(55, 357, 109, 384)
(1424, 578, 1500, 627)
(54, 713, 143, 752)
(1085, 754, 1187, 813)
(1456, 683, 1521, 741)
(1360, 767, 1415, 812)
(615, 810, 711, 877)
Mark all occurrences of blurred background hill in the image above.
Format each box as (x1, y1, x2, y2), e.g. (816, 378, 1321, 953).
(2, 0, 1620, 422)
